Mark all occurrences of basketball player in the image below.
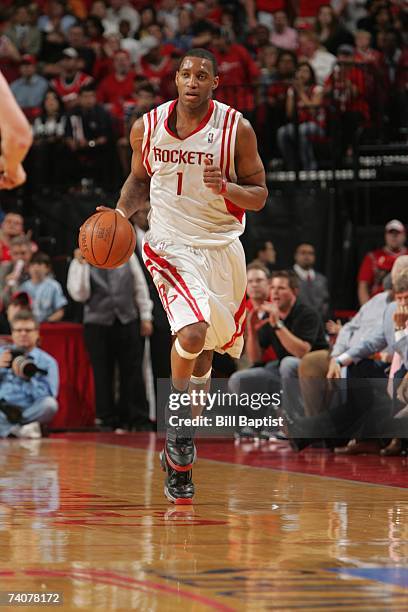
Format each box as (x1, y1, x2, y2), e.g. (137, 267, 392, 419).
(101, 48, 267, 503)
(0, 70, 32, 190)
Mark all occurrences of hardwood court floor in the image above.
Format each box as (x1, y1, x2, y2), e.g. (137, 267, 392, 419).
(0, 434, 407, 611)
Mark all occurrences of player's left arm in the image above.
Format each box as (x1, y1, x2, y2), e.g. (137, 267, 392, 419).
(203, 118, 267, 211)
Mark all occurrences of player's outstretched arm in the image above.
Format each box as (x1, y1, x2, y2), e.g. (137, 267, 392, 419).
(202, 118, 267, 211)
(0, 71, 33, 190)
(115, 117, 151, 219)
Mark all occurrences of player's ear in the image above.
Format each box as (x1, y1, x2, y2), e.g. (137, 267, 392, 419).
(212, 76, 219, 91)
(175, 71, 180, 86)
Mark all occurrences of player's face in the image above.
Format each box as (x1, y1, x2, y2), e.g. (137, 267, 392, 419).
(176, 57, 219, 110)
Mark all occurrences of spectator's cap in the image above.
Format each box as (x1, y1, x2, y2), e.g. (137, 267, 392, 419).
(337, 44, 355, 56)
(386, 219, 406, 233)
(10, 292, 32, 307)
(20, 54, 37, 65)
(62, 47, 79, 59)
(140, 36, 159, 56)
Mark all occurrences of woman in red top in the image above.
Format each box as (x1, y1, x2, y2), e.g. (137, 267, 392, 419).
(277, 62, 325, 171)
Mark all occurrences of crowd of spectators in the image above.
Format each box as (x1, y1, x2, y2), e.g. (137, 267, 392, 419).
(0, 0, 408, 182)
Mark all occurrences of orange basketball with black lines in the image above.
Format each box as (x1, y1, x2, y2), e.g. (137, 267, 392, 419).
(78, 210, 136, 269)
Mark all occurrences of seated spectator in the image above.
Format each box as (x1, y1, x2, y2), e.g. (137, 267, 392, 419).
(158, 0, 179, 35)
(211, 26, 260, 119)
(19, 252, 67, 323)
(259, 44, 279, 86)
(37, 0, 77, 37)
(0, 235, 32, 311)
(105, 0, 140, 38)
(277, 62, 325, 171)
(315, 4, 354, 55)
(65, 83, 113, 188)
(251, 239, 277, 275)
(117, 82, 156, 177)
(271, 10, 298, 51)
(298, 30, 336, 85)
(358, 219, 407, 305)
(245, 262, 277, 365)
(84, 15, 106, 60)
(5, 5, 41, 57)
(0, 310, 59, 439)
(0, 290, 31, 335)
(354, 29, 382, 65)
(0, 213, 26, 263)
(229, 270, 328, 435)
(244, 0, 284, 31)
(66, 23, 96, 75)
(0, 13, 21, 83)
(90, 0, 114, 36)
(293, 243, 330, 319)
(119, 19, 144, 65)
(67, 247, 153, 431)
(10, 55, 48, 121)
(139, 37, 173, 95)
(31, 90, 68, 191)
(97, 49, 135, 118)
(51, 47, 93, 108)
(324, 44, 370, 157)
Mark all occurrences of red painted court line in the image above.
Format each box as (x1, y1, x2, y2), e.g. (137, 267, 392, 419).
(25, 569, 235, 612)
(53, 433, 408, 489)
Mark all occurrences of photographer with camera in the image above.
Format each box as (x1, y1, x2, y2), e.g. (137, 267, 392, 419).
(0, 311, 59, 439)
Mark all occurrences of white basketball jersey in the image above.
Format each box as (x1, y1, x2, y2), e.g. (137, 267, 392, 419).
(142, 99, 244, 248)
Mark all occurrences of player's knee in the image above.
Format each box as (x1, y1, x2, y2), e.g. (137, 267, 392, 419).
(177, 322, 207, 354)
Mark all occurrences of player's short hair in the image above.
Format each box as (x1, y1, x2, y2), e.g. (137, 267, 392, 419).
(271, 270, 299, 291)
(179, 48, 218, 76)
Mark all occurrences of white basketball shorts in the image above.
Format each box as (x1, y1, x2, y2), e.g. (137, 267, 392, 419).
(142, 236, 247, 358)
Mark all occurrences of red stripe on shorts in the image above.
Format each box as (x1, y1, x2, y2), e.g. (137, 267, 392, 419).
(221, 294, 247, 351)
(144, 244, 205, 322)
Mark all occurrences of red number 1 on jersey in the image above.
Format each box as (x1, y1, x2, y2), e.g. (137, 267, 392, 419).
(176, 172, 183, 195)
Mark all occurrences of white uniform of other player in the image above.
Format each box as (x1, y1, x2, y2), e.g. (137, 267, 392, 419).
(142, 99, 247, 358)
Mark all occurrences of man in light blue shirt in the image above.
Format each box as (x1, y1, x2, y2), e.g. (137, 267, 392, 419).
(10, 55, 49, 112)
(19, 252, 67, 322)
(0, 311, 59, 438)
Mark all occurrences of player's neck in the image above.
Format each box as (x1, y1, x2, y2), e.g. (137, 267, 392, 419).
(176, 99, 211, 128)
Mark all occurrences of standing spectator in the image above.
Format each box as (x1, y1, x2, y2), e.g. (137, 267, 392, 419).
(0, 310, 59, 439)
(0, 213, 26, 263)
(51, 47, 93, 107)
(277, 62, 325, 171)
(31, 90, 68, 191)
(5, 5, 41, 57)
(130, 200, 172, 408)
(97, 49, 135, 117)
(10, 55, 48, 120)
(67, 247, 153, 431)
(298, 30, 336, 85)
(271, 10, 298, 51)
(251, 239, 277, 274)
(65, 83, 113, 188)
(358, 219, 407, 305)
(211, 26, 260, 118)
(19, 252, 67, 323)
(293, 242, 330, 319)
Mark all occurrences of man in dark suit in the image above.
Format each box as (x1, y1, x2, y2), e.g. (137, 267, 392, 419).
(293, 243, 329, 320)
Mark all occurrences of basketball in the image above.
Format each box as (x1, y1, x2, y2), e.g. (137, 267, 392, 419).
(78, 210, 136, 269)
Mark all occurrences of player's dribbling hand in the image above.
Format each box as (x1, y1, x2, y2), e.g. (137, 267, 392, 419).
(0, 158, 26, 190)
(203, 158, 225, 194)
